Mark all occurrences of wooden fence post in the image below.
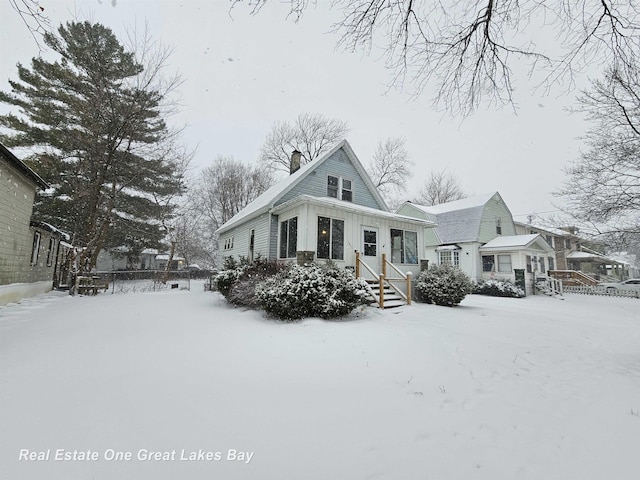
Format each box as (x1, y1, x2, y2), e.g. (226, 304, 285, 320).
(355, 251, 360, 278)
(379, 273, 385, 309)
(406, 272, 412, 305)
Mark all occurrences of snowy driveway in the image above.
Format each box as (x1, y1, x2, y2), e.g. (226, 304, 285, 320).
(1, 285, 639, 479)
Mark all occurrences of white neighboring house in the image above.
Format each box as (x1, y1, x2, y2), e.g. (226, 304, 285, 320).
(397, 192, 556, 295)
(479, 234, 556, 294)
(215, 140, 437, 303)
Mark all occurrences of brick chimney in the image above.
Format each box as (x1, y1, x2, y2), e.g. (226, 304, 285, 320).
(290, 150, 301, 175)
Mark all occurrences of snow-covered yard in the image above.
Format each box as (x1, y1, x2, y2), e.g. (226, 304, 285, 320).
(1, 284, 639, 480)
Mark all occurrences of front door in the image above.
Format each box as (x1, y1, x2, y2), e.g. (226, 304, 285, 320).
(361, 227, 380, 279)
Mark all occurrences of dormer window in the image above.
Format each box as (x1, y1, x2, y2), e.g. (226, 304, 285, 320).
(327, 175, 353, 202)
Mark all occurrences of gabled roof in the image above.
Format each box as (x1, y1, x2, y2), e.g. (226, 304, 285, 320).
(480, 234, 553, 252)
(0, 142, 49, 190)
(216, 140, 388, 234)
(400, 192, 503, 243)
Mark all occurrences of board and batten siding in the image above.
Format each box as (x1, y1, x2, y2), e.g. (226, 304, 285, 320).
(477, 194, 516, 243)
(276, 148, 384, 211)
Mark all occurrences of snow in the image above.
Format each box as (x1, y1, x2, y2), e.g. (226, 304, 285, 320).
(1, 285, 639, 479)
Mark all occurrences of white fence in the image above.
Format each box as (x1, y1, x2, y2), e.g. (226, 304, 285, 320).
(563, 285, 640, 298)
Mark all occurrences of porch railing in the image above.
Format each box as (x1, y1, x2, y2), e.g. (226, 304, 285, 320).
(355, 251, 412, 308)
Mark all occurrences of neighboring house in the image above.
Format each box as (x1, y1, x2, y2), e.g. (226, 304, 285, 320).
(96, 247, 163, 271)
(397, 192, 557, 294)
(95, 248, 186, 271)
(479, 234, 556, 293)
(515, 221, 630, 282)
(216, 140, 437, 301)
(0, 143, 69, 305)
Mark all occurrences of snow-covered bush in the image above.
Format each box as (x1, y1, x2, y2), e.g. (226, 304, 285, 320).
(473, 279, 525, 298)
(212, 257, 248, 297)
(415, 264, 473, 307)
(255, 262, 370, 320)
(214, 256, 285, 308)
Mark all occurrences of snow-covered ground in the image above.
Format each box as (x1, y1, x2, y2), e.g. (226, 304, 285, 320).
(1, 284, 639, 479)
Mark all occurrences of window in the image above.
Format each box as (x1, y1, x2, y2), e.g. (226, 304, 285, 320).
(496, 218, 502, 234)
(439, 250, 460, 267)
(327, 175, 353, 202)
(223, 237, 234, 251)
(327, 175, 339, 198)
(30, 232, 41, 265)
(482, 255, 495, 272)
(390, 229, 418, 264)
(565, 239, 571, 249)
(279, 217, 298, 258)
(539, 257, 545, 273)
(363, 229, 377, 257)
(497, 254, 512, 273)
(317, 216, 344, 260)
(546, 235, 553, 247)
(46, 237, 55, 267)
(248, 229, 255, 262)
(526, 255, 532, 273)
(548, 256, 555, 271)
(342, 179, 352, 202)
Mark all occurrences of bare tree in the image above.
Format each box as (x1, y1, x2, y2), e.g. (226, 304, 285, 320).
(238, 1, 640, 115)
(259, 113, 349, 172)
(368, 136, 412, 200)
(190, 156, 275, 263)
(8, 0, 52, 51)
(414, 169, 466, 206)
(559, 66, 640, 238)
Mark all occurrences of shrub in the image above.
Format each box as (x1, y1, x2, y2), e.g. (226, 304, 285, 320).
(255, 262, 370, 320)
(415, 264, 473, 306)
(473, 278, 525, 298)
(214, 256, 286, 308)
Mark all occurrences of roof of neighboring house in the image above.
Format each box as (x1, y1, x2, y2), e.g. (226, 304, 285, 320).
(514, 221, 575, 238)
(271, 194, 437, 227)
(400, 192, 502, 243)
(566, 250, 625, 265)
(480, 234, 553, 252)
(216, 140, 388, 234)
(0, 142, 49, 190)
(30, 220, 71, 240)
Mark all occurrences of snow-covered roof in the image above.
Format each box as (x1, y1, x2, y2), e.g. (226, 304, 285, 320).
(480, 234, 553, 252)
(155, 254, 185, 261)
(271, 195, 437, 227)
(215, 140, 388, 234)
(402, 192, 500, 243)
(566, 250, 625, 265)
(0, 142, 49, 190)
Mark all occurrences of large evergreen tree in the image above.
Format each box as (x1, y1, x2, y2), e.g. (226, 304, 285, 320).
(0, 21, 185, 270)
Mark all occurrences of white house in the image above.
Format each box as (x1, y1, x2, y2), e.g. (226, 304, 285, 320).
(479, 234, 556, 294)
(397, 192, 558, 294)
(216, 140, 437, 304)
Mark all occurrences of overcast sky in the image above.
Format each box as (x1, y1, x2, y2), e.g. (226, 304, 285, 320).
(0, 0, 595, 222)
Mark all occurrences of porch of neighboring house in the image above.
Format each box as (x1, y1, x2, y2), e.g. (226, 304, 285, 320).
(549, 250, 630, 286)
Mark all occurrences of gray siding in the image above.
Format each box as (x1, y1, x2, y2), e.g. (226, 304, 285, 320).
(276, 148, 384, 210)
(219, 213, 271, 263)
(0, 157, 57, 286)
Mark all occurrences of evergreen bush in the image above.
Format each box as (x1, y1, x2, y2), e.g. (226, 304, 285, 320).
(255, 262, 370, 320)
(415, 264, 473, 306)
(473, 278, 525, 298)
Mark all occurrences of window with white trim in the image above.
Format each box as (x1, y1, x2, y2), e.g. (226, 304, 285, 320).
(497, 254, 512, 273)
(46, 237, 55, 267)
(223, 237, 234, 251)
(482, 255, 495, 272)
(439, 250, 460, 267)
(317, 216, 344, 260)
(390, 229, 418, 264)
(279, 217, 298, 259)
(327, 175, 353, 202)
(30, 232, 41, 265)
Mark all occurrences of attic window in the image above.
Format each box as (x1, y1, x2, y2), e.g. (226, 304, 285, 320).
(496, 218, 502, 235)
(327, 175, 353, 202)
